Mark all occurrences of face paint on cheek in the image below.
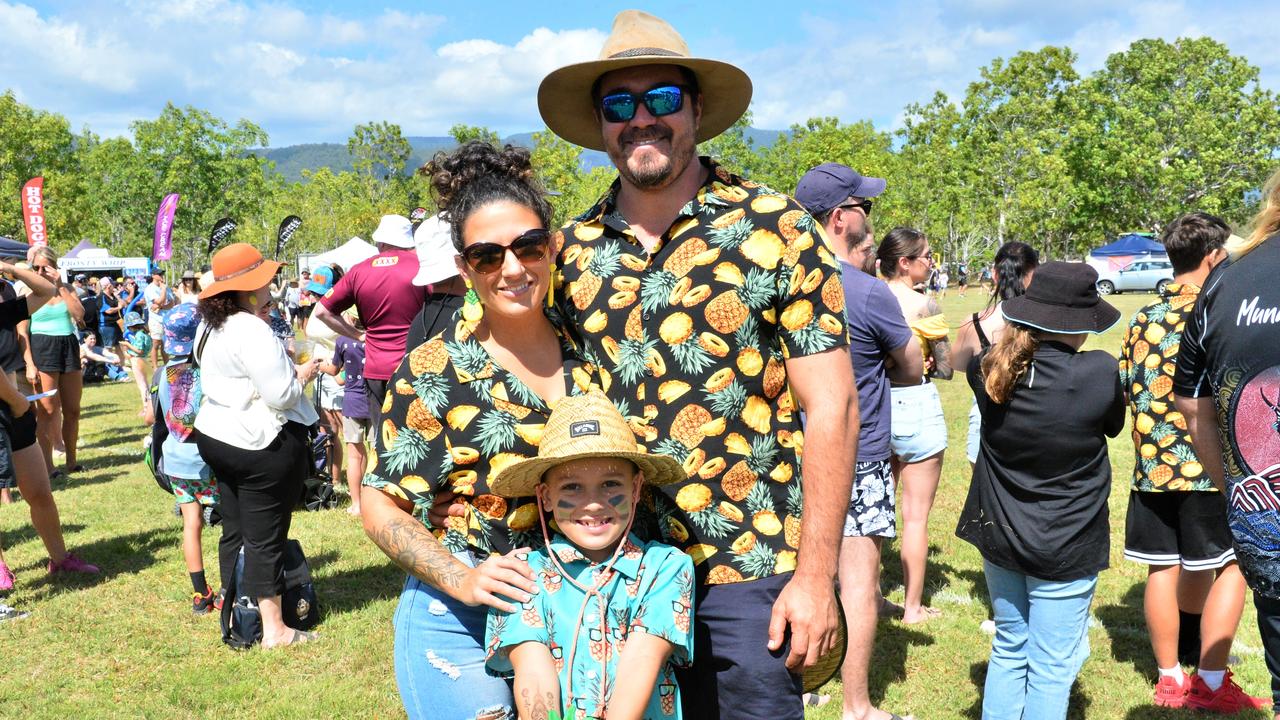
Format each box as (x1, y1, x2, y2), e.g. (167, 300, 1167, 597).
(556, 499, 576, 510)
(606, 494, 629, 512)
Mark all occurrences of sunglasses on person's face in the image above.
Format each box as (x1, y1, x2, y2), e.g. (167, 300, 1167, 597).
(460, 229, 551, 275)
(837, 199, 874, 217)
(599, 84, 688, 124)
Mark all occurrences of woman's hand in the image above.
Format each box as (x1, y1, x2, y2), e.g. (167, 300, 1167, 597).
(24, 367, 38, 390)
(458, 548, 538, 613)
(295, 357, 321, 384)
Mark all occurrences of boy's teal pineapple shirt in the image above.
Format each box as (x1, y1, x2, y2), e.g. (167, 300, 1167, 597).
(485, 533, 694, 719)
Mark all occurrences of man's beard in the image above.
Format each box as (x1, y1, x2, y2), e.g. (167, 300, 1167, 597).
(608, 126, 696, 189)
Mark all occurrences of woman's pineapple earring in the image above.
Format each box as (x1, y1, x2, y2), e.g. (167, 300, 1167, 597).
(462, 278, 483, 323)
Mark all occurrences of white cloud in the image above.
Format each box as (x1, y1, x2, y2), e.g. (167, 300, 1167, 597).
(2, 0, 1280, 149)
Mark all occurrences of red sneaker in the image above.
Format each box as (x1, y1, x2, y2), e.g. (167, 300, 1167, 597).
(1153, 675, 1188, 708)
(1185, 669, 1271, 714)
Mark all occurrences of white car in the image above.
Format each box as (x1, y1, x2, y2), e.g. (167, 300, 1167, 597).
(1095, 260, 1174, 295)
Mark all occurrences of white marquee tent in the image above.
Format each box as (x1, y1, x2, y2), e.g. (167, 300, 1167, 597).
(298, 237, 378, 274)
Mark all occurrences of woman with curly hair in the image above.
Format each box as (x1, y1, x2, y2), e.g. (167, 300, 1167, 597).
(360, 140, 604, 720)
(193, 243, 322, 648)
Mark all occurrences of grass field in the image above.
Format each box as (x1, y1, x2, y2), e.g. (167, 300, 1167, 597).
(0, 291, 1272, 719)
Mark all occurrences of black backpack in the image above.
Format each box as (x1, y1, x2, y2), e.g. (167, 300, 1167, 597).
(220, 539, 320, 650)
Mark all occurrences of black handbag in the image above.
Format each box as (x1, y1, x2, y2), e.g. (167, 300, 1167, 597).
(220, 539, 320, 650)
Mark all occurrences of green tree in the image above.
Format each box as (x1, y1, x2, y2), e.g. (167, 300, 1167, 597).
(698, 111, 760, 178)
(959, 47, 1081, 259)
(347, 121, 412, 211)
(1069, 37, 1280, 236)
(449, 124, 500, 147)
(754, 117, 893, 195)
(93, 103, 275, 261)
(0, 91, 88, 249)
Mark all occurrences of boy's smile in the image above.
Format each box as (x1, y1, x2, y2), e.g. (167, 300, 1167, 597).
(541, 457, 642, 563)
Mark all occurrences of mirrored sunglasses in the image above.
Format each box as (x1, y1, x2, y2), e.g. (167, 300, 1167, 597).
(599, 84, 687, 124)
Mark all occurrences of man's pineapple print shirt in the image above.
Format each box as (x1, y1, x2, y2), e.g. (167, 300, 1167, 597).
(1119, 282, 1213, 492)
(363, 309, 602, 556)
(555, 158, 849, 585)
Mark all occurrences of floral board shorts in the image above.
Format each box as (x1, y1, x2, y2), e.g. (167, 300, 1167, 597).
(845, 459, 896, 538)
(169, 471, 219, 506)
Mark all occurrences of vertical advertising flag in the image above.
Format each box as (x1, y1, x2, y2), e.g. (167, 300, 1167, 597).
(409, 206, 428, 230)
(275, 215, 302, 259)
(153, 193, 180, 262)
(21, 177, 46, 246)
(208, 217, 237, 256)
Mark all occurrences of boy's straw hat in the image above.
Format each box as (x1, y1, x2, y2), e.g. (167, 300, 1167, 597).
(489, 390, 685, 498)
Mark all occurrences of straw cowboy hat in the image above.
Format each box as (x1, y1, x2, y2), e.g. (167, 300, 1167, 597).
(537, 9, 753, 152)
(198, 243, 283, 300)
(489, 390, 686, 498)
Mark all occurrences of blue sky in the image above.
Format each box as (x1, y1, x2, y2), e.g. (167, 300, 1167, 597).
(3, 1, 1278, 146)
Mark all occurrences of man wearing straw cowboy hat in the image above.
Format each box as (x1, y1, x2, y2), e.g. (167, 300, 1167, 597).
(540, 10, 858, 718)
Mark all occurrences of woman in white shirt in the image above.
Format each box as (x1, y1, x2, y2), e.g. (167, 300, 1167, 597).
(193, 243, 321, 649)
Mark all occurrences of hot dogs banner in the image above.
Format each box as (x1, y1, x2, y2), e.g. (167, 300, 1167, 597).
(22, 177, 46, 246)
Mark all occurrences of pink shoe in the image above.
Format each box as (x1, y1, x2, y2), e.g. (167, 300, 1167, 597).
(0, 562, 13, 591)
(47, 552, 100, 575)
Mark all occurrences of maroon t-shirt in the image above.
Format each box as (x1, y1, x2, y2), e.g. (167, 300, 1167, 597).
(320, 248, 427, 380)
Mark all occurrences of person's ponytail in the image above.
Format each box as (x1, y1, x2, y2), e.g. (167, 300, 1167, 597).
(981, 323, 1039, 404)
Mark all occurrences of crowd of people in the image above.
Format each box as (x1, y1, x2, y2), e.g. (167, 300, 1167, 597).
(1, 9, 1278, 720)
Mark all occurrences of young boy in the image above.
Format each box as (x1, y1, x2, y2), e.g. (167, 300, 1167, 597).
(146, 304, 220, 614)
(326, 324, 368, 517)
(123, 311, 152, 414)
(485, 391, 693, 720)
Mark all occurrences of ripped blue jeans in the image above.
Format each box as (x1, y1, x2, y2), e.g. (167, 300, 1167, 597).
(393, 552, 514, 720)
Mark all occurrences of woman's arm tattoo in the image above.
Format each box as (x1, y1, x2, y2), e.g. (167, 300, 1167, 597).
(372, 516, 468, 590)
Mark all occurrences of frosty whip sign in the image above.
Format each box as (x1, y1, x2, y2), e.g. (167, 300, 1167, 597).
(22, 177, 46, 246)
(153, 193, 180, 262)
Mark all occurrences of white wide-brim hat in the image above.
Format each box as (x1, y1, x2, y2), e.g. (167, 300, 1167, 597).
(413, 214, 461, 287)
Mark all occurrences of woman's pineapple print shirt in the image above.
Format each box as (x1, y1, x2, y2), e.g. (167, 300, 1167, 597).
(363, 308, 602, 556)
(555, 158, 849, 585)
(485, 533, 694, 720)
(1119, 283, 1213, 492)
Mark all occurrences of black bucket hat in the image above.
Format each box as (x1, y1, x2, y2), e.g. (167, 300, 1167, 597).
(1001, 261, 1120, 334)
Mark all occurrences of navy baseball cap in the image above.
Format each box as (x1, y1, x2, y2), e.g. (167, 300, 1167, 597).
(793, 163, 886, 217)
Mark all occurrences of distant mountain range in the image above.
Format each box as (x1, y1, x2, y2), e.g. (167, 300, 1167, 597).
(250, 128, 784, 182)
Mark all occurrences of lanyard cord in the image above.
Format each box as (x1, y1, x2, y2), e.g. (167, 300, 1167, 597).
(535, 485, 638, 714)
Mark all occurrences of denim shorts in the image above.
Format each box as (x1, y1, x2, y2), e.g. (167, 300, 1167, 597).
(393, 552, 514, 720)
(889, 382, 947, 463)
(967, 400, 981, 464)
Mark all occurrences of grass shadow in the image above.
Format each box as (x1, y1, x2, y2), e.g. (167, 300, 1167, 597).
(1094, 581, 1152, 678)
(79, 428, 146, 450)
(867, 622, 936, 706)
(18, 526, 172, 602)
(0, 522, 87, 549)
(315, 561, 404, 616)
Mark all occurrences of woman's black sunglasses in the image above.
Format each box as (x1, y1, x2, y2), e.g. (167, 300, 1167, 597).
(599, 84, 688, 124)
(460, 229, 551, 275)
